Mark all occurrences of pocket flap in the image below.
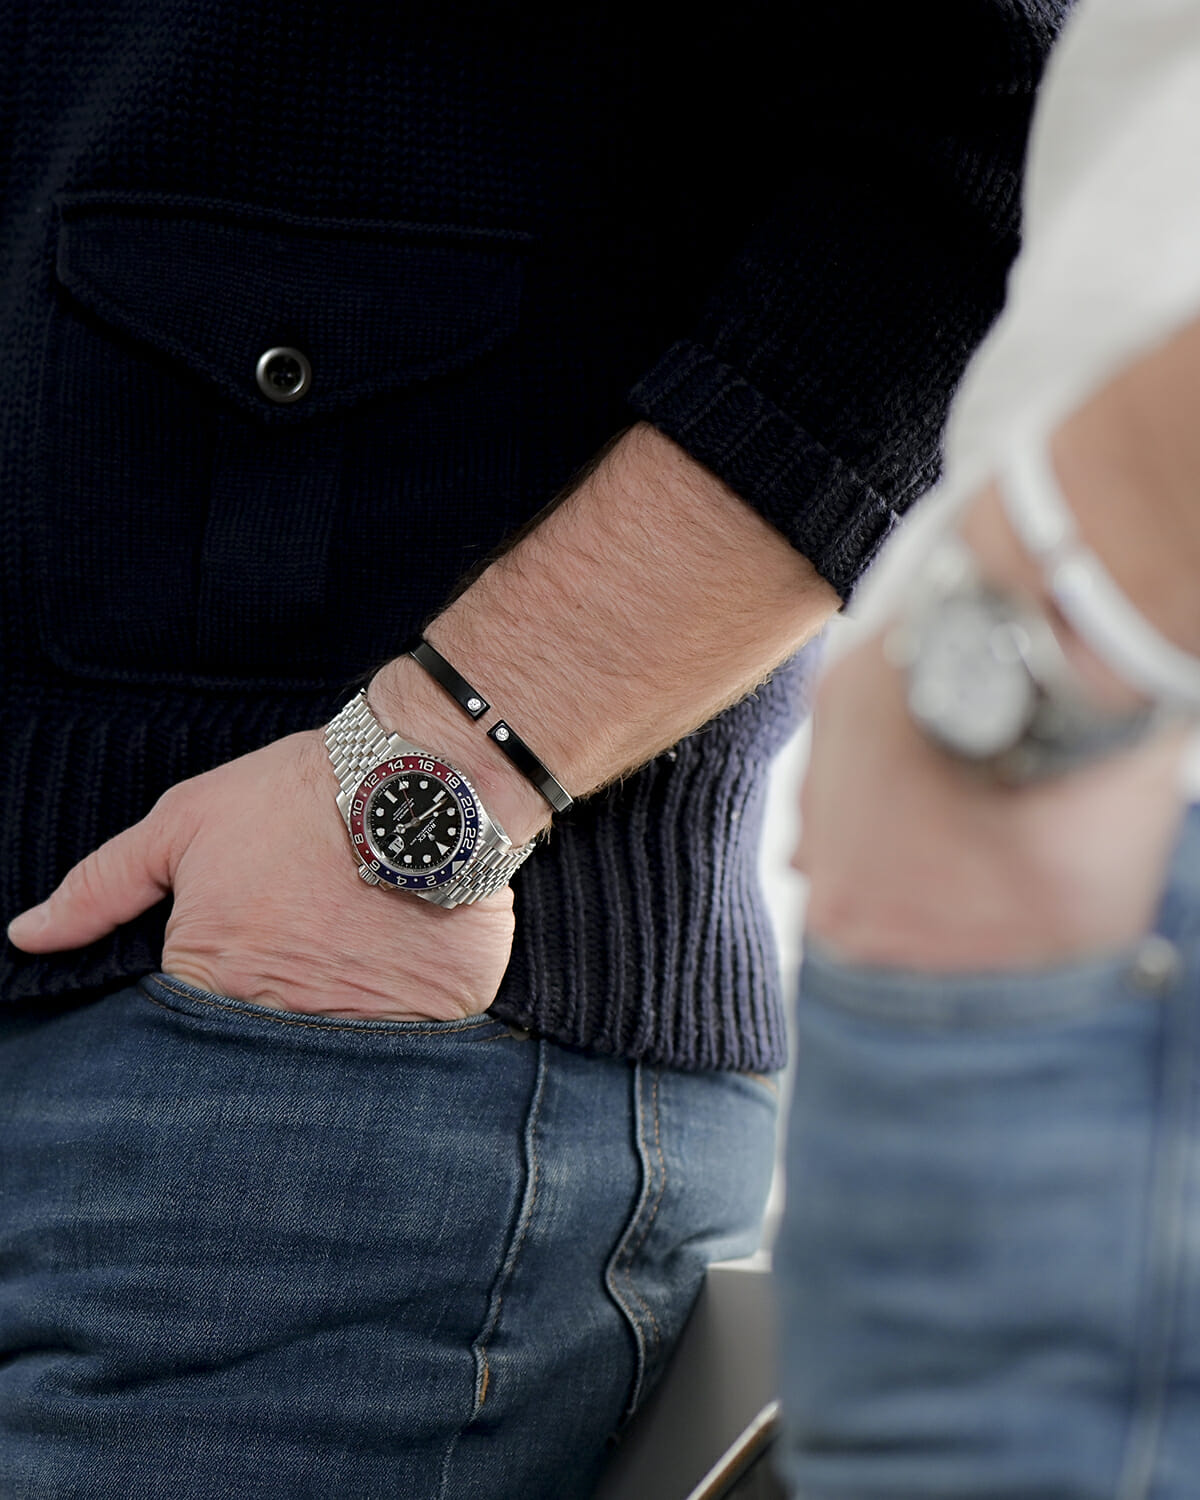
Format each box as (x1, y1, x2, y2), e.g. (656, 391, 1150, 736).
(54, 192, 530, 421)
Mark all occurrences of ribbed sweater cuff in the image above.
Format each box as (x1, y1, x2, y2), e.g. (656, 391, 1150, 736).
(492, 728, 790, 1075)
(629, 339, 900, 600)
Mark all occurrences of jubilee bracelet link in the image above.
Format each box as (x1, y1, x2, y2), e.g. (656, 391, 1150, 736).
(325, 690, 398, 792)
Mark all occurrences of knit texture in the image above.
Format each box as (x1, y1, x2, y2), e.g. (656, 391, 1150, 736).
(0, 0, 1068, 1070)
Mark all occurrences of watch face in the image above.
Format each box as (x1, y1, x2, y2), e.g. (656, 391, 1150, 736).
(907, 594, 1038, 759)
(348, 756, 480, 891)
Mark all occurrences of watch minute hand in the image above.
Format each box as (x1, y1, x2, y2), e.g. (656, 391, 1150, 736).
(397, 791, 447, 833)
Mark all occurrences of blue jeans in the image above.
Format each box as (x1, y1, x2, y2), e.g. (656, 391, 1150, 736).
(0, 975, 777, 1498)
(775, 804, 1200, 1499)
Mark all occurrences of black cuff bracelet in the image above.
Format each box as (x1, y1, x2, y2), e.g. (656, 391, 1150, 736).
(406, 638, 575, 815)
(408, 639, 490, 720)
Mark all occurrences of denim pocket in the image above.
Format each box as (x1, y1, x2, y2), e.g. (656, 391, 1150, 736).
(801, 936, 1145, 1033)
(141, 971, 510, 1046)
(737, 1069, 782, 1101)
(779, 934, 1183, 1499)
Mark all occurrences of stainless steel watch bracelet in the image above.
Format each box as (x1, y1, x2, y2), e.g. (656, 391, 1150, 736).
(325, 689, 404, 795)
(425, 835, 535, 906)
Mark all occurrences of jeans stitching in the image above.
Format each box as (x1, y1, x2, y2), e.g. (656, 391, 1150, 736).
(742, 1071, 779, 1096)
(434, 1041, 547, 1500)
(622, 1071, 667, 1351)
(1114, 982, 1195, 1499)
(143, 978, 499, 1038)
(471, 1039, 548, 1416)
(604, 1065, 668, 1414)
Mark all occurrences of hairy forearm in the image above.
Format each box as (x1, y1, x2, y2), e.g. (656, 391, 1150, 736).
(370, 422, 840, 839)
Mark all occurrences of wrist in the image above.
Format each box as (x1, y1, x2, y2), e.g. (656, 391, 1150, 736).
(416, 423, 839, 796)
(892, 512, 1181, 787)
(957, 485, 1153, 717)
(366, 654, 554, 847)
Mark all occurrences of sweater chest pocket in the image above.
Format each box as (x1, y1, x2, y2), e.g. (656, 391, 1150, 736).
(34, 193, 530, 684)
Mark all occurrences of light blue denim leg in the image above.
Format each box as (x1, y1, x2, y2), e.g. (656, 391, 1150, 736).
(0, 974, 776, 1499)
(775, 804, 1200, 1500)
(442, 1051, 777, 1497)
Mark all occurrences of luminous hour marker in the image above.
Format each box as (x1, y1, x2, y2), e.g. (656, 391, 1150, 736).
(383, 790, 398, 804)
(403, 855, 413, 864)
(423, 855, 432, 863)
(446, 827, 457, 837)
(419, 780, 429, 789)
(436, 842, 451, 856)
(398, 780, 409, 789)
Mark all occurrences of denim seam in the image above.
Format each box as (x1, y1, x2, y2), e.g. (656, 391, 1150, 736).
(604, 1065, 668, 1415)
(622, 1070, 668, 1354)
(643, 1074, 669, 1313)
(1114, 982, 1195, 1499)
(143, 977, 498, 1038)
(432, 1042, 547, 1500)
(471, 1039, 548, 1415)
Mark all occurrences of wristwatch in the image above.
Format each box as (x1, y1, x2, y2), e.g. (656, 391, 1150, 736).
(889, 536, 1162, 784)
(325, 690, 536, 907)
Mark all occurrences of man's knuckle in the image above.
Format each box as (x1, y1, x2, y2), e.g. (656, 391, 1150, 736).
(151, 781, 188, 820)
(57, 851, 107, 910)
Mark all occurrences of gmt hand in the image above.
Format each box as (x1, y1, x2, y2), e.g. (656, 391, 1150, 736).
(397, 790, 447, 834)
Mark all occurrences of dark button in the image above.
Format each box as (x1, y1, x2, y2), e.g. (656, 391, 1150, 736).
(255, 346, 312, 404)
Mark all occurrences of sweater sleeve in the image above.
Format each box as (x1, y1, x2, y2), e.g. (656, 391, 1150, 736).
(628, 0, 1073, 599)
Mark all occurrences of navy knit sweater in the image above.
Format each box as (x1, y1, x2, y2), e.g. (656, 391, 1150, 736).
(0, 0, 1069, 1069)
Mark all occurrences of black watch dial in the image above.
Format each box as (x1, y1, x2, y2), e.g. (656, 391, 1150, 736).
(348, 756, 480, 890)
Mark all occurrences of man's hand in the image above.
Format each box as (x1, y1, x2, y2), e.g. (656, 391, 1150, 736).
(6, 730, 516, 1021)
(797, 630, 1190, 972)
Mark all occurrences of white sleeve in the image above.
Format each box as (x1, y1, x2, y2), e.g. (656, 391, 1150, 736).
(851, 0, 1200, 624)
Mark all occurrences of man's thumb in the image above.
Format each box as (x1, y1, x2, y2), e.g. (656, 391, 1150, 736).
(7, 812, 175, 953)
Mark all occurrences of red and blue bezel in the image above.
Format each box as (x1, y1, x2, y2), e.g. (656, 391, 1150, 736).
(347, 755, 481, 892)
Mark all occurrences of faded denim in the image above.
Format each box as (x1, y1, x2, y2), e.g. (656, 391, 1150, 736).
(0, 975, 776, 1498)
(776, 805, 1200, 1499)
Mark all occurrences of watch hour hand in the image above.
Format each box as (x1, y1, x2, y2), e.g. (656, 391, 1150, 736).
(397, 791, 448, 833)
